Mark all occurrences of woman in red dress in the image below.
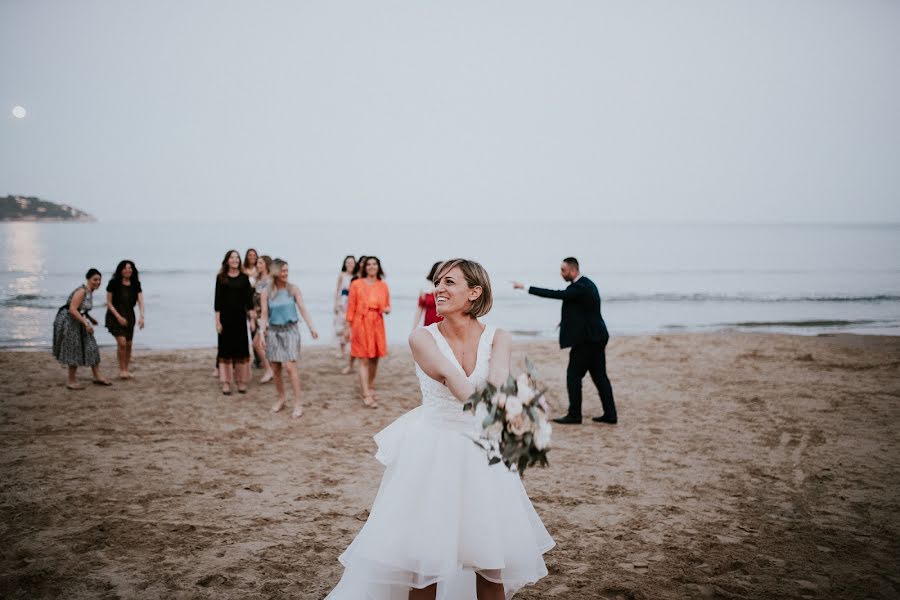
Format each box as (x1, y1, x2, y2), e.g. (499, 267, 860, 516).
(346, 256, 390, 408)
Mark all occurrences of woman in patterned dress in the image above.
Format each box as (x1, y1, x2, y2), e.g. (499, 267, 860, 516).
(259, 259, 319, 418)
(346, 256, 390, 408)
(251, 254, 274, 384)
(334, 255, 356, 364)
(53, 268, 112, 389)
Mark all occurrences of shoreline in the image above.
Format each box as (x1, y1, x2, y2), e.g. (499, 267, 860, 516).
(5, 329, 900, 354)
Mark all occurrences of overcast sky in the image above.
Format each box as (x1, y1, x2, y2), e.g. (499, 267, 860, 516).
(1, 0, 898, 223)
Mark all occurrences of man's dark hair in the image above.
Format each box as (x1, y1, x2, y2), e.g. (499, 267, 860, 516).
(563, 257, 579, 270)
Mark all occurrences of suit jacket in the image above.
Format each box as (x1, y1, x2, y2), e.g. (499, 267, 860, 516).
(529, 276, 609, 349)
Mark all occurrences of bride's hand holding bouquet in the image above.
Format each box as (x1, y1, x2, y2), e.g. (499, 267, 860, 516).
(464, 358, 551, 476)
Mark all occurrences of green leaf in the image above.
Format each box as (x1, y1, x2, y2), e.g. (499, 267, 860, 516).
(517, 455, 529, 476)
(482, 404, 497, 428)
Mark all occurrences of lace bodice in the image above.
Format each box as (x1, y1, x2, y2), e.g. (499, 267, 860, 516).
(414, 323, 496, 432)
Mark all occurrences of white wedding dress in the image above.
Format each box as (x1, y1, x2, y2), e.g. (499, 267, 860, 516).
(325, 323, 555, 600)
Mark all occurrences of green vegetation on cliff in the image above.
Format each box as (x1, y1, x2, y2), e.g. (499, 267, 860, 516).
(0, 195, 95, 222)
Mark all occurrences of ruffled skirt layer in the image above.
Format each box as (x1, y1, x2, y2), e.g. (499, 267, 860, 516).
(325, 407, 554, 600)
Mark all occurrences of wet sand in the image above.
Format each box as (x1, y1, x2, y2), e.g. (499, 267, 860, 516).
(1, 332, 899, 599)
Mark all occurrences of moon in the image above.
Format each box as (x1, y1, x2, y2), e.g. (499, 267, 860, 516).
(12, 106, 27, 119)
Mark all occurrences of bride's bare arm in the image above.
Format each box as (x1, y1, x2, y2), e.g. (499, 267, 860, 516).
(487, 329, 512, 386)
(409, 328, 475, 402)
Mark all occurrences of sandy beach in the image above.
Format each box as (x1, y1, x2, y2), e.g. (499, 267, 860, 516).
(2, 332, 899, 599)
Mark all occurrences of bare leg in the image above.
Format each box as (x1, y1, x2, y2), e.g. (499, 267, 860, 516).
(66, 365, 83, 389)
(235, 361, 249, 392)
(357, 358, 374, 406)
(270, 363, 285, 412)
(90, 364, 109, 384)
(341, 329, 354, 373)
(368, 357, 380, 400)
(219, 360, 234, 393)
(252, 333, 273, 382)
(408, 584, 436, 600)
(124, 340, 133, 376)
(285, 361, 302, 418)
(115, 336, 128, 377)
(475, 574, 505, 600)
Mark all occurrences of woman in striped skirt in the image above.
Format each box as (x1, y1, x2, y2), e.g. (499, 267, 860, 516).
(259, 259, 319, 418)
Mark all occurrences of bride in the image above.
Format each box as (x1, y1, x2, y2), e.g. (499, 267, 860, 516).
(325, 259, 554, 600)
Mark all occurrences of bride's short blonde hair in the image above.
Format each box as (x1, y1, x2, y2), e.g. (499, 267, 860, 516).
(433, 258, 493, 318)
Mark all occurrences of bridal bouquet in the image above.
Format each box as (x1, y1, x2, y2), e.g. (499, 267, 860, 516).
(463, 358, 551, 476)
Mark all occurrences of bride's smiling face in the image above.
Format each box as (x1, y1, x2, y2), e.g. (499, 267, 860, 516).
(434, 266, 482, 316)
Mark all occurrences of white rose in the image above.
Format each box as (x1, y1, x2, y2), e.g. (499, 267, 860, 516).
(505, 396, 523, 420)
(516, 374, 535, 404)
(534, 421, 552, 450)
(485, 420, 503, 441)
(495, 393, 507, 409)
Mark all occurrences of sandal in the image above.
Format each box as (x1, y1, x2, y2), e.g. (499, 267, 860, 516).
(237, 386, 247, 394)
(291, 407, 303, 419)
(92, 379, 113, 386)
(222, 384, 232, 396)
(66, 383, 85, 390)
(271, 400, 285, 413)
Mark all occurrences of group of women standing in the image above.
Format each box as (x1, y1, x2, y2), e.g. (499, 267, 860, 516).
(216, 248, 318, 418)
(53, 260, 145, 388)
(54, 251, 443, 416)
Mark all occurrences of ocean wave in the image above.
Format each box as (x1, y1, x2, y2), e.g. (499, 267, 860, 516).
(0, 293, 63, 309)
(716, 319, 886, 328)
(605, 293, 900, 303)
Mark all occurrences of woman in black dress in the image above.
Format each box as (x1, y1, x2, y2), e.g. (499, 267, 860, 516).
(215, 250, 255, 395)
(105, 260, 145, 379)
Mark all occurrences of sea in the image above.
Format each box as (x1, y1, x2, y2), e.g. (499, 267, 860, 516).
(2, 221, 899, 350)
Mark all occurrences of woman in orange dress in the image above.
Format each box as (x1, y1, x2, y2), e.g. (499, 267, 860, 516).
(346, 256, 390, 408)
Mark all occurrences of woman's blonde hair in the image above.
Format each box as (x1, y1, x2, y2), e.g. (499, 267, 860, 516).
(433, 258, 493, 318)
(269, 259, 294, 294)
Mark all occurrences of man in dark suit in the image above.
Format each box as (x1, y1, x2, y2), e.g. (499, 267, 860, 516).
(513, 257, 617, 425)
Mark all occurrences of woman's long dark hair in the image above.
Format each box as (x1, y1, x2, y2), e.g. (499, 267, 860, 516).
(363, 256, 385, 280)
(243, 248, 259, 270)
(218, 250, 240, 283)
(111, 260, 140, 286)
(351, 255, 368, 281)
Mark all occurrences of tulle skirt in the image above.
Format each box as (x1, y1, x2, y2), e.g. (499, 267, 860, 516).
(325, 406, 555, 600)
